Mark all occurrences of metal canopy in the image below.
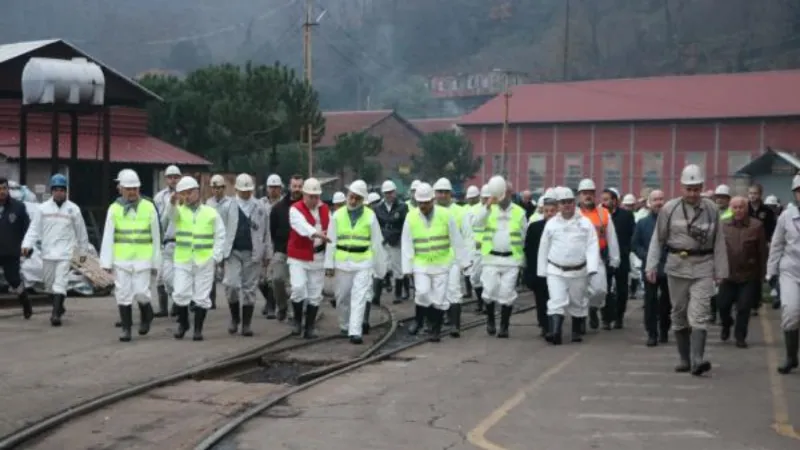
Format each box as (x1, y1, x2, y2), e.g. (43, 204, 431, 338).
(735, 148, 800, 176)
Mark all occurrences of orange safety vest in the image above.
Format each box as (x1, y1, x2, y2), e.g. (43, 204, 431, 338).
(582, 207, 610, 249)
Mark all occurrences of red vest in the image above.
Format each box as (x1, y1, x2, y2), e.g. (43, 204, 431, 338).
(287, 200, 330, 261)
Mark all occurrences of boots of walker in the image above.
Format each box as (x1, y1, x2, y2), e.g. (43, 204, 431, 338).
(429, 308, 443, 342)
(549, 314, 564, 345)
(498, 305, 512, 338)
(50, 294, 65, 326)
(571, 317, 583, 342)
(303, 304, 319, 339)
(174, 306, 190, 339)
(241, 304, 255, 337)
(474, 287, 484, 313)
(155, 285, 169, 317)
(193, 307, 207, 341)
(408, 305, 426, 335)
(463, 276, 473, 299)
(673, 328, 691, 372)
(393, 279, 403, 304)
(485, 302, 497, 336)
(118, 305, 133, 342)
(138, 303, 154, 335)
(690, 329, 712, 375)
(291, 301, 304, 336)
(228, 302, 241, 334)
(372, 278, 383, 306)
(19, 291, 32, 320)
(402, 276, 410, 300)
(449, 304, 462, 338)
(778, 330, 799, 374)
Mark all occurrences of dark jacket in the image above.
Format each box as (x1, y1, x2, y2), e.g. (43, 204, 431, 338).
(611, 207, 636, 260)
(721, 216, 766, 283)
(749, 202, 776, 242)
(523, 218, 547, 289)
(374, 199, 408, 247)
(632, 212, 665, 277)
(0, 197, 30, 257)
(269, 195, 295, 254)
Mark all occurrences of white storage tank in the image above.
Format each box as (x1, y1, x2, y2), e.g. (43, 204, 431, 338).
(21, 57, 105, 106)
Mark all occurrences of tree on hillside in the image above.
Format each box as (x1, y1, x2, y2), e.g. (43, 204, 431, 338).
(318, 131, 383, 188)
(412, 131, 482, 186)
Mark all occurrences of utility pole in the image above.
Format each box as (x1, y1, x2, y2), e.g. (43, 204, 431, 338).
(303, 0, 316, 176)
(562, 0, 571, 81)
(500, 72, 511, 179)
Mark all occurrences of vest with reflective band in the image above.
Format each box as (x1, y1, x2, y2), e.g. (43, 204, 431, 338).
(481, 203, 524, 261)
(582, 207, 610, 249)
(720, 208, 733, 220)
(333, 207, 374, 262)
(444, 203, 466, 230)
(287, 201, 330, 261)
(174, 204, 217, 264)
(407, 207, 453, 267)
(110, 200, 155, 262)
(471, 203, 485, 247)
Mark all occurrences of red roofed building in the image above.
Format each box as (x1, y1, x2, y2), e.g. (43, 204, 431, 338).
(458, 70, 800, 197)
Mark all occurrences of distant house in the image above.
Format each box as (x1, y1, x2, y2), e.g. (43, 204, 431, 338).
(408, 117, 460, 134)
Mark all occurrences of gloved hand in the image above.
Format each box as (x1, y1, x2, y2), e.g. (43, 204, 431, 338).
(769, 275, 778, 290)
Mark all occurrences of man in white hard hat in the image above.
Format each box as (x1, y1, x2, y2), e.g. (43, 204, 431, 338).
(99, 169, 162, 342)
(331, 192, 346, 211)
(600, 187, 636, 329)
(469, 185, 492, 313)
(206, 174, 231, 310)
(524, 187, 558, 339)
(473, 177, 527, 338)
(646, 164, 728, 376)
(258, 173, 285, 319)
(374, 180, 409, 304)
(767, 174, 800, 374)
(287, 177, 331, 339)
(165, 176, 226, 341)
(433, 177, 472, 336)
(269, 174, 304, 322)
(219, 174, 271, 337)
(537, 186, 600, 345)
(621, 194, 636, 211)
(402, 182, 469, 341)
(325, 180, 386, 344)
(577, 178, 620, 332)
(153, 165, 182, 318)
(407, 180, 421, 210)
(461, 185, 481, 301)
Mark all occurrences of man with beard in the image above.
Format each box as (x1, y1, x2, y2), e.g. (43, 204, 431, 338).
(269, 174, 304, 323)
(259, 174, 285, 319)
(601, 187, 636, 329)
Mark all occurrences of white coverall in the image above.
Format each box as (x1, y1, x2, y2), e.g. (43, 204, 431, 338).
(538, 213, 601, 317)
(465, 204, 483, 288)
(164, 202, 226, 309)
(767, 205, 800, 331)
(154, 188, 176, 293)
(99, 200, 162, 306)
(474, 204, 528, 306)
(324, 208, 386, 336)
(220, 197, 271, 306)
(580, 206, 621, 309)
(206, 195, 232, 287)
(289, 205, 331, 307)
(22, 199, 90, 295)
(401, 206, 470, 311)
(445, 205, 473, 307)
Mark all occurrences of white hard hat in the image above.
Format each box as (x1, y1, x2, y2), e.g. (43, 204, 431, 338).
(433, 177, 453, 191)
(537, 196, 545, 207)
(7, 180, 19, 189)
(605, 187, 620, 198)
(414, 182, 435, 202)
(349, 179, 369, 198)
(266, 174, 282, 187)
(487, 175, 507, 199)
(622, 193, 636, 205)
(577, 179, 596, 192)
(210, 174, 226, 187)
(542, 187, 557, 201)
(556, 186, 575, 201)
(235, 173, 255, 191)
(765, 195, 779, 206)
(792, 175, 800, 191)
(302, 178, 322, 195)
(680, 164, 704, 185)
(117, 169, 141, 188)
(480, 184, 491, 198)
(410, 180, 421, 191)
(165, 165, 181, 176)
(465, 185, 480, 199)
(714, 184, 731, 196)
(176, 176, 199, 193)
(332, 191, 346, 204)
(381, 180, 397, 193)
(367, 192, 381, 204)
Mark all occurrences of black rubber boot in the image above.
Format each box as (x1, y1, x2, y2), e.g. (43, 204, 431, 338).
(303, 304, 319, 339)
(474, 287, 484, 313)
(549, 314, 564, 345)
(291, 301, 304, 336)
(384, 273, 392, 292)
(241, 304, 255, 337)
(50, 294, 64, 326)
(402, 277, 410, 300)
(393, 279, 403, 304)
(497, 305, 512, 338)
(690, 329, 712, 376)
(155, 285, 169, 317)
(260, 281, 276, 318)
(372, 278, 383, 306)
(209, 282, 217, 310)
(772, 298, 781, 310)
(170, 301, 178, 319)
(778, 330, 799, 375)
(363, 303, 371, 335)
(463, 276, 473, 299)
(228, 302, 241, 334)
(449, 303, 462, 338)
(709, 295, 718, 324)
(138, 303, 154, 335)
(193, 307, 207, 341)
(408, 305, 426, 335)
(429, 308, 443, 342)
(646, 332, 658, 347)
(674, 328, 691, 373)
(118, 305, 133, 342)
(571, 317, 583, 343)
(485, 302, 497, 336)
(174, 306, 190, 339)
(589, 307, 599, 330)
(19, 291, 32, 320)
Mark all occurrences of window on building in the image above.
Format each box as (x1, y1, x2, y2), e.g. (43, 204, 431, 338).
(601, 152, 623, 190)
(492, 154, 507, 175)
(528, 154, 547, 191)
(642, 152, 663, 189)
(685, 152, 707, 180)
(564, 153, 583, 190)
(727, 151, 752, 176)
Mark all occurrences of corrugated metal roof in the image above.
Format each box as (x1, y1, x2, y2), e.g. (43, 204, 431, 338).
(0, 39, 60, 64)
(735, 149, 800, 175)
(459, 70, 800, 126)
(0, 129, 210, 165)
(320, 110, 393, 147)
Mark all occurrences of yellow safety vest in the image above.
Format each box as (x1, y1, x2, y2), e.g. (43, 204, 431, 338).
(441, 202, 465, 229)
(333, 207, 374, 263)
(720, 208, 733, 220)
(407, 206, 453, 267)
(481, 203, 525, 262)
(109, 200, 156, 262)
(174, 204, 218, 264)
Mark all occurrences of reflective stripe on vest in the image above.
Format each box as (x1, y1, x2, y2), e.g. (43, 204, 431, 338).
(481, 203, 524, 261)
(720, 208, 733, 220)
(110, 201, 155, 262)
(333, 207, 374, 263)
(583, 207, 610, 249)
(471, 203, 485, 246)
(174, 205, 217, 264)
(407, 207, 453, 267)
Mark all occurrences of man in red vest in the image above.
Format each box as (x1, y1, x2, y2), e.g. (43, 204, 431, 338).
(287, 178, 331, 338)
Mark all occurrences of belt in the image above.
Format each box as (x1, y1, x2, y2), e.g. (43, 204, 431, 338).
(314, 244, 326, 254)
(489, 250, 513, 257)
(548, 260, 586, 271)
(666, 246, 713, 258)
(163, 239, 175, 245)
(336, 245, 369, 254)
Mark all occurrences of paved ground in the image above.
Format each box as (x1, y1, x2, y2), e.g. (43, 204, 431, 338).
(231, 302, 800, 450)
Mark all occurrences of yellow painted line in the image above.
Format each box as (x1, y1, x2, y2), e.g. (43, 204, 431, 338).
(466, 351, 580, 450)
(759, 310, 800, 440)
